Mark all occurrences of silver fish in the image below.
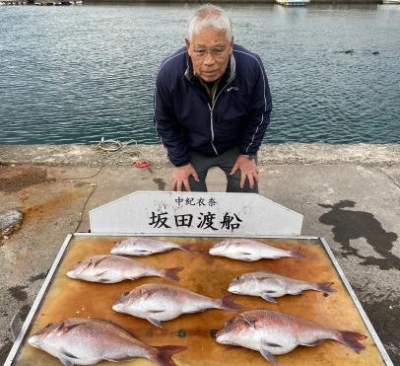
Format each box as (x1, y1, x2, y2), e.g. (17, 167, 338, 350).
(228, 271, 337, 303)
(216, 309, 367, 365)
(66, 254, 182, 283)
(111, 238, 195, 257)
(209, 239, 305, 261)
(28, 317, 186, 366)
(112, 283, 242, 327)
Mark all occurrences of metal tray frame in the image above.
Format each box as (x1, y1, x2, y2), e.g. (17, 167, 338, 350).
(4, 233, 394, 366)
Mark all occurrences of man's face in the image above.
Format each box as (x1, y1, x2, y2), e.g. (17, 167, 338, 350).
(186, 27, 233, 83)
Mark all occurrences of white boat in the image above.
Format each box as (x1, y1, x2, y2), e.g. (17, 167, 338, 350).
(276, 0, 310, 6)
(381, 0, 400, 3)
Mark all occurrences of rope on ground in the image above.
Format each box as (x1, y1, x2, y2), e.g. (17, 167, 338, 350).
(96, 137, 147, 163)
(97, 137, 138, 152)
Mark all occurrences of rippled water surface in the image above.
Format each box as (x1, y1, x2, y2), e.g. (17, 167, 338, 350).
(1, 4, 399, 144)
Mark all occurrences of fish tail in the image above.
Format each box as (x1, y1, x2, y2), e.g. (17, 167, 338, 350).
(162, 267, 184, 281)
(316, 282, 338, 294)
(335, 330, 367, 353)
(219, 295, 243, 310)
(290, 247, 306, 258)
(153, 345, 187, 366)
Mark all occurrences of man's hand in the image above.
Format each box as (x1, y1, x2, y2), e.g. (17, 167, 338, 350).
(171, 163, 199, 191)
(230, 155, 259, 189)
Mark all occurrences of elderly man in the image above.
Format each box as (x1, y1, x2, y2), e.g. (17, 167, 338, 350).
(154, 4, 272, 193)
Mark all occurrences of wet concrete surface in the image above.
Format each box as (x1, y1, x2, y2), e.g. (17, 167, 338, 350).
(0, 143, 399, 365)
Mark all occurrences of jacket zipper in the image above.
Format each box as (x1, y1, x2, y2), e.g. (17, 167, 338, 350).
(209, 79, 234, 155)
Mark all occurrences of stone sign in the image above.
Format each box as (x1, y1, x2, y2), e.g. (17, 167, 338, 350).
(89, 191, 303, 236)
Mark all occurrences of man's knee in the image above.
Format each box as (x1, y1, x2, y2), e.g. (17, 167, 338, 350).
(226, 171, 258, 193)
(188, 175, 208, 192)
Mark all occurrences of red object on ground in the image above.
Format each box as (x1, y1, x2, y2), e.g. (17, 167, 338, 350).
(134, 159, 151, 168)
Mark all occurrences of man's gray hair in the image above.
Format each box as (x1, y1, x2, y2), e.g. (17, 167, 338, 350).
(187, 4, 233, 43)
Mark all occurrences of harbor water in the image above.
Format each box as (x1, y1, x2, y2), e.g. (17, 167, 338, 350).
(0, 3, 399, 145)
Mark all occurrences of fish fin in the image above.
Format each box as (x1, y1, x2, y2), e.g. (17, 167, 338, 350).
(149, 309, 165, 313)
(63, 323, 81, 332)
(258, 276, 273, 283)
(240, 251, 254, 261)
(60, 348, 80, 366)
(98, 278, 114, 283)
(163, 267, 184, 282)
(260, 348, 280, 365)
(336, 331, 367, 353)
(220, 295, 242, 310)
(62, 351, 79, 360)
(148, 317, 163, 328)
(153, 345, 187, 366)
(55, 321, 66, 332)
(93, 256, 108, 266)
(261, 294, 278, 303)
(136, 249, 151, 256)
(264, 342, 284, 348)
(316, 281, 338, 294)
(95, 270, 111, 281)
(290, 247, 306, 258)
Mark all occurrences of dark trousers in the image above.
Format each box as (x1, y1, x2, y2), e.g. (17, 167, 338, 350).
(188, 147, 259, 193)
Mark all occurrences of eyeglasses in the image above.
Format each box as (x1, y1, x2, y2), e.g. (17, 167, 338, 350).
(192, 46, 227, 58)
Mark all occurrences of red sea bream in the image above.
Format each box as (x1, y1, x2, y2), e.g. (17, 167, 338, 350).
(111, 237, 195, 256)
(66, 254, 182, 283)
(228, 271, 337, 302)
(28, 317, 186, 365)
(216, 309, 367, 365)
(112, 283, 242, 327)
(209, 239, 305, 261)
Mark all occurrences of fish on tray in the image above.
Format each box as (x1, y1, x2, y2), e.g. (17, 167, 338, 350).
(216, 309, 367, 365)
(228, 271, 337, 303)
(66, 254, 183, 283)
(112, 283, 242, 327)
(28, 317, 186, 366)
(111, 237, 195, 257)
(209, 239, 305, 261)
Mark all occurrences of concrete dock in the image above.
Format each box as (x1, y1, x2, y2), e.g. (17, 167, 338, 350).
(0, 143, 399, 365)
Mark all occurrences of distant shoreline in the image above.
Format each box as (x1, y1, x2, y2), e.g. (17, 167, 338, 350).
(83, 0, 384, 4)
(0, 0, 387, 7)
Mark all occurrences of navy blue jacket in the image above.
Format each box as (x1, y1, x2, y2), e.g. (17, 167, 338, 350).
(154, 44, 273, 167)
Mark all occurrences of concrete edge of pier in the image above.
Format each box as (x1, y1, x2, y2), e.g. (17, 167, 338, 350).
(1, 143, 400, 167)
